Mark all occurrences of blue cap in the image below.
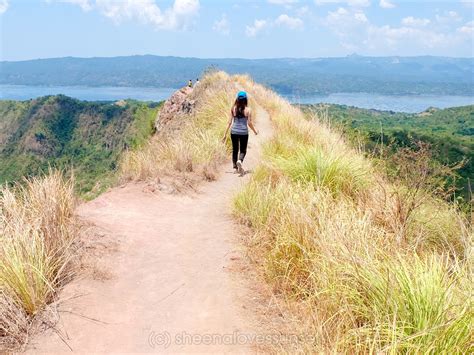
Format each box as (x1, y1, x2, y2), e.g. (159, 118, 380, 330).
(237, 91, 247, 99)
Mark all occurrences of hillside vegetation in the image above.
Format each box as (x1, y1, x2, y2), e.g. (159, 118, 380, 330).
(1, 55, 473, 95)
(0, 71, 238, 350)
(233, 75, 472, 353)
(1, 171, 77, 350)
(301, 104, 474, 199)
(1, 72, 472, 352)
(0, 96, 160, 197)
(120, 71, 243, 183)
(118, 71, 473, 352)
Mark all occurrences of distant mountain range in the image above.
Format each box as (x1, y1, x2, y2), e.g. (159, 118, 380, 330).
(1, 55, 473, 95)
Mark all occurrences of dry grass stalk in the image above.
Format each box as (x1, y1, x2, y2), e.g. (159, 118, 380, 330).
(233, 76, 473, 353)
(0, 170, 78, 351)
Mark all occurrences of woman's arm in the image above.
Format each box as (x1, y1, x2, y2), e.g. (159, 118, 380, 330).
(222, 109, 234, 142)
(247, 108, 258, 135)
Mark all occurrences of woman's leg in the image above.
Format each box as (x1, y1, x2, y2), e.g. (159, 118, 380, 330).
(239, 134, 249, 162)
(230, 134, 239, 168)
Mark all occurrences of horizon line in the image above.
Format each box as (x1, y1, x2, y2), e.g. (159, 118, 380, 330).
(2, 53, 474, 63)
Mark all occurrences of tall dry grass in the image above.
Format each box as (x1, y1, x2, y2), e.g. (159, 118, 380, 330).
(234, 76, 473, 353)
(0, 170, 77, 350)
(120, 71, 238, 183)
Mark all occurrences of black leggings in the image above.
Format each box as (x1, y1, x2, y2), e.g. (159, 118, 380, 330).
(231, 134, 249, 168)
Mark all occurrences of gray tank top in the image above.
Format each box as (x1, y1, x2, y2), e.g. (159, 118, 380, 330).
(231, 109, 249, 135)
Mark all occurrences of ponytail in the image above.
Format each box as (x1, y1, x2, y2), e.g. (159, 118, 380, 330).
(232, 98, 248, 117)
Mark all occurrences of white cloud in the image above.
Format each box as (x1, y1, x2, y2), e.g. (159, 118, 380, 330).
(458, 21, 474, 36)
(46, 0, 200, 30)
(245, 19, 268, 37)
(461, 0, 474, 8)
(63, 0, 93, 11)
(367, 25, 455, 51)
(321, 4, 471, 54)
(0, 0, 9, 14)
(44, 0, 94, 11)
(296, 6, 310, 16)
(324, 7, 368, 50)
(268, 0, 298, 4)
(212, 14, 230, 35)
(401, 16, 430, 27)
(435, 11, 462, 25)
(246, 13, 303, 37)
(326, 7, 368, 28)
(315, 0, 370, 7)
(275, 14, 303, 29)
(354, 11, 368, 22)
(379, 0, 395, 9)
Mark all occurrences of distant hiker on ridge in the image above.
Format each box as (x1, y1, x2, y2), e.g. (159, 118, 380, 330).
(222, 91, 259, 175)
(188, 79, 193, 88)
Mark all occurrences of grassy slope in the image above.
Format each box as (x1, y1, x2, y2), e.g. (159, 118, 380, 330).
(1, 171, 77, 350)
(233, 75, 473, 353)
(0, 96, 161, 348)
(1, 73, 234, 351)
(1, 72, 472, 352)
(0, 96, 161, 197)
(119, 71, 239, 183)
(301, 104, 474, 198)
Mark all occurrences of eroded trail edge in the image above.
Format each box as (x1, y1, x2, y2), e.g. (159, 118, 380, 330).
(28, 104, 273, 353)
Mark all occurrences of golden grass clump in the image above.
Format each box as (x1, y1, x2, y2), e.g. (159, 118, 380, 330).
(0, 170, 77, 350)
(120, 71, 237, 182)
(233, 76, 473, 353)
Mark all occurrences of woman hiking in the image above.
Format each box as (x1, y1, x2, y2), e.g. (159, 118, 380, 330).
(222, 91, 259, 175)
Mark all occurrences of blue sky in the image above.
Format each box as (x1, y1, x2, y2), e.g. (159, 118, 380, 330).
(1, 0, 473, 61)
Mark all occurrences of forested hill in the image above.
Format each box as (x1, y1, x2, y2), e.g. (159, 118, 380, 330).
(0, 96, 160, 196)
(1, 55, 473, 95)
(304, 104, 474, 198)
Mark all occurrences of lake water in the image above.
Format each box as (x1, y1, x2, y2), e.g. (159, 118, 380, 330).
(283, 92, 474, 113)
(0, 85, 177, 102)
(1, 85, 473, 113)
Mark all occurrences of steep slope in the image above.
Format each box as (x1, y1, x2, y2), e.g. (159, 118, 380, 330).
(303, 104, 474, 198)
(233, 75, 472, 353)
(6, 72, 471, 353)
(0, 96, 160, 195)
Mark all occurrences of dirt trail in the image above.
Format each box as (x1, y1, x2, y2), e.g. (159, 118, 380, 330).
(28, 103, 273, 353)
